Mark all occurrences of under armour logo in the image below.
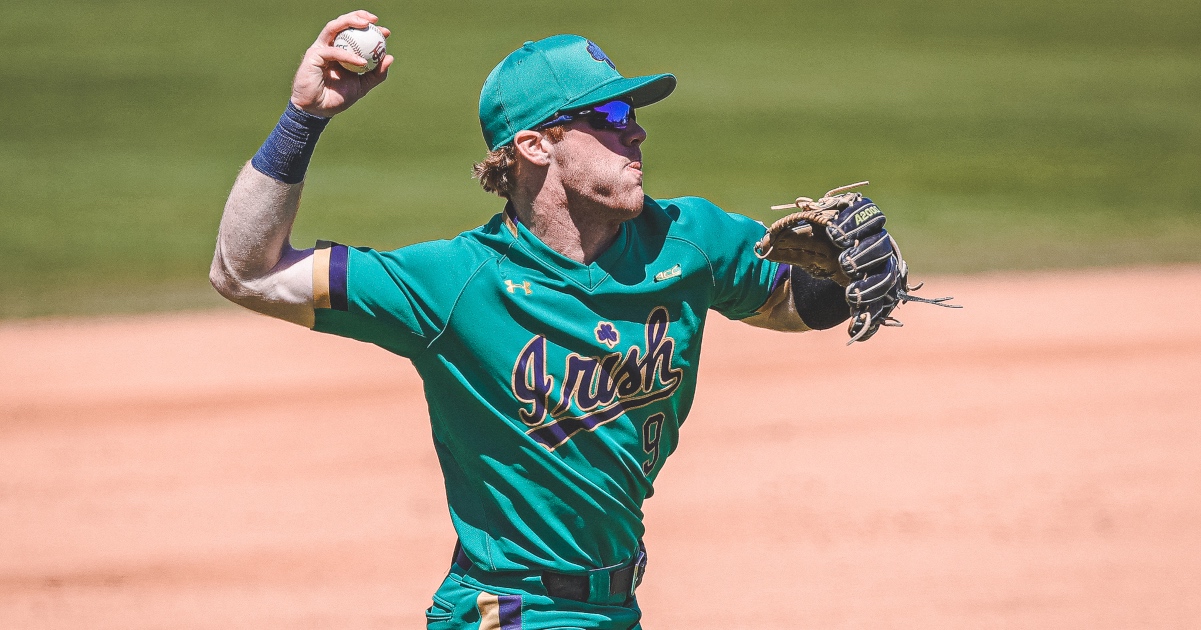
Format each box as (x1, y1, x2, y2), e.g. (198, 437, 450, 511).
(505, 280, 532, 295)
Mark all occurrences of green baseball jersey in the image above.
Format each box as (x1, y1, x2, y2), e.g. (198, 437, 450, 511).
(311, 196, 782, 573)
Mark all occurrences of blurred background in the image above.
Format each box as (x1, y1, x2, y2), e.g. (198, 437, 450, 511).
(1, 0, 1197, 319)
(3, 3, 1200, 628)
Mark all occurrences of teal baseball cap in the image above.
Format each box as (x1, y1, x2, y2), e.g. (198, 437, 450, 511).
(479, 35, 677, 150)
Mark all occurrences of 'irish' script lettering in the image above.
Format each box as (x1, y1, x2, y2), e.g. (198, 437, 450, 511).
(511, 306, 683, 450)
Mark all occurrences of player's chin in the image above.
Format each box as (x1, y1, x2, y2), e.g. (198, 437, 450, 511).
(616, 185, 645, 217)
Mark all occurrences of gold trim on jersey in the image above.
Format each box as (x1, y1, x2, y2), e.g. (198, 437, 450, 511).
(503, 208, 519, 236)
(476, 592, 502, 630)
(312, 240, 333, 310)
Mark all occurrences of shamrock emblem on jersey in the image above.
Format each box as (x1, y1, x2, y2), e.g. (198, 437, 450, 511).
(595, 321, 620, 349)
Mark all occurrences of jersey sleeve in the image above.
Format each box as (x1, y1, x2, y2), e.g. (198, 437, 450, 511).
(309, 238, 489, 358)
(664, 197, 786, 320)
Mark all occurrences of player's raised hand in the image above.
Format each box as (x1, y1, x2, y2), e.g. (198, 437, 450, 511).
(291, 10, 394, 118)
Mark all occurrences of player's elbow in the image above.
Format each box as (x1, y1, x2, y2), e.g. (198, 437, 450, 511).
(209, 252, 253, 303)
(208, 262, 279, 318)
(208, 249, 316, 327)
(209, 269, 236, 302)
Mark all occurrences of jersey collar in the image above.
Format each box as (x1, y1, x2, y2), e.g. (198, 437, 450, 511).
(503, 202, 630, 291)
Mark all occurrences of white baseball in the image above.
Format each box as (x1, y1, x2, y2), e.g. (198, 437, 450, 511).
(333, 24, 386, 74)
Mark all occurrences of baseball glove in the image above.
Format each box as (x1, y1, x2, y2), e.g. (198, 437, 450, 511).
(755, 181, 959, 343)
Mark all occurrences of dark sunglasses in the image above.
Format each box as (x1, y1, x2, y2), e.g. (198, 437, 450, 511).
(535, 100, 636, 132)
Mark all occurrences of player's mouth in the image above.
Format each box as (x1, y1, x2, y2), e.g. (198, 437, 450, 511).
(627, 161, 642, 171)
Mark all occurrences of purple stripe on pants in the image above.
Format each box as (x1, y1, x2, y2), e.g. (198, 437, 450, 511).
(498, 594, 522, 630)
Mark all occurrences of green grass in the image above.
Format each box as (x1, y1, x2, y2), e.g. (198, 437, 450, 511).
(1, 0, 1198, 318)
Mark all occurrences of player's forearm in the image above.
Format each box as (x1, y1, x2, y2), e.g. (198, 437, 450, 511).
(210, 103, 334, 325)
(742, 278, 811, 332)
(211, 95, 339, 320)
(211, 99, 331, 282)
(213, 162, 304, 283)
(210, 163, 316, 326)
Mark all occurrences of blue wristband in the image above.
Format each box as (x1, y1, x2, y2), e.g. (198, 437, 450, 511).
(251, 102, 331, 184)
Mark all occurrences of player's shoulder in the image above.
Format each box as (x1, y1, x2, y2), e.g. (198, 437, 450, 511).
(645, 195, 765, 245)
(349, 212, 510, 281)
(647, 194, 722, 219)
(381, 212, 509, 257)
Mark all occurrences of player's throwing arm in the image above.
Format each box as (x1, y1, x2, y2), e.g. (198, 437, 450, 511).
(209, 10, 393, 327)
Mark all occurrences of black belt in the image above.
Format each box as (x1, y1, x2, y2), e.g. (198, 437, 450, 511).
(453, 542, 646, 604)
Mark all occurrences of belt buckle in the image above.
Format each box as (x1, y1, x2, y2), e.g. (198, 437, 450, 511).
(628, 544, 647, 598)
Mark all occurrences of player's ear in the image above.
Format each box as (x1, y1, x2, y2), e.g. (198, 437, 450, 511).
(513, 130, 552, 167)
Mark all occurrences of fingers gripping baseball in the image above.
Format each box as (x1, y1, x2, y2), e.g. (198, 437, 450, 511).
(291, 10, 394, 118)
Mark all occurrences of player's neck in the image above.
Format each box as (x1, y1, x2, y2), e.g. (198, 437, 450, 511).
(511, 188, 625, 265)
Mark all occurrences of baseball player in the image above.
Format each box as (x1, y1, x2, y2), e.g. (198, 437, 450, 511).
(212, 10, 923, 629)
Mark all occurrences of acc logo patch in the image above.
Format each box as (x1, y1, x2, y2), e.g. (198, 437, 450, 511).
(586, 41, 617, 70)
(595, 321, 620, 348)
(654, 264, 682, 283)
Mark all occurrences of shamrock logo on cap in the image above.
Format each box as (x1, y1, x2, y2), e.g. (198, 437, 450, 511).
(586, 41, 617, 70)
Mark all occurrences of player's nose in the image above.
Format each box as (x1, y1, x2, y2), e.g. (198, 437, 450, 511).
(622, 122, 646, 148)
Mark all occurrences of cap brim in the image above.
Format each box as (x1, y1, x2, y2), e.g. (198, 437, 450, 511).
(561, 73, 677, 112)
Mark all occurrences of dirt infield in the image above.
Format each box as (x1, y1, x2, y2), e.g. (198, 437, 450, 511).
(2, 266, 1199, 629)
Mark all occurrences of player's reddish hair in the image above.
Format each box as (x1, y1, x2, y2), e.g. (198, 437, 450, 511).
(472, 126, 564, 197)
